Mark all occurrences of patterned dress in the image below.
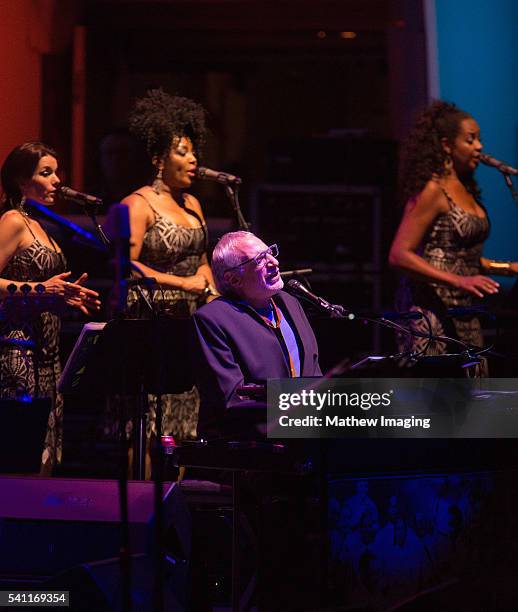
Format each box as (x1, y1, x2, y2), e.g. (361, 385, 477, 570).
(0, 215, 66, 471)
(396, 186, 490, 372)
(127, 193, 207, 440)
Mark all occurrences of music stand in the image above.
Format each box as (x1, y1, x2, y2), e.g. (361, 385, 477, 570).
(60, 317, 196, 612)
(60, 317, 195, 477)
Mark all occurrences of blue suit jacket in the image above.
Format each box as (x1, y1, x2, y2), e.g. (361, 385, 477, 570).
(193, 290, 321, 436)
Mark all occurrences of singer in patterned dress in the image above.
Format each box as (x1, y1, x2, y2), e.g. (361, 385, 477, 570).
(116, 88, 217, 445)
(389, 101, 518, 374)
(0, 142, 100, 473)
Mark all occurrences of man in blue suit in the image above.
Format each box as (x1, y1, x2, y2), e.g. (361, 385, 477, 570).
(193, 231, 321, 438)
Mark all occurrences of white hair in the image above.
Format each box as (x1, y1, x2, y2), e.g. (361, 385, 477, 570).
(211, 231, 258, 295)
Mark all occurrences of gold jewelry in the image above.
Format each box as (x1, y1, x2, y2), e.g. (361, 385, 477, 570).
(488, 261, 512, 275)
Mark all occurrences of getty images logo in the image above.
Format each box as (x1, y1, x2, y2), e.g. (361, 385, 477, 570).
(278, 389, 394, 411)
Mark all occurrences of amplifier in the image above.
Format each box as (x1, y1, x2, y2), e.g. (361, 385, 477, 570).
(0, 477, 188, 575)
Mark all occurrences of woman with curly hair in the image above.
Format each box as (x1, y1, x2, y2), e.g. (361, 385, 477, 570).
(0, 142, 100, 473)
(115, 88, 217, 451)
(389, 100, 518, 372)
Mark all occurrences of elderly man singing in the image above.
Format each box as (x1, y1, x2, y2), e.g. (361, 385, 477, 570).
(193, 231, 321, 437)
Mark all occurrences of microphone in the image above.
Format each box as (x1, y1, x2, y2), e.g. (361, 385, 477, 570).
(195, 167, 242, 185)
(59, 186, 103, 206)
(287, 279, 352, 318)
(480, 154, 518, 176)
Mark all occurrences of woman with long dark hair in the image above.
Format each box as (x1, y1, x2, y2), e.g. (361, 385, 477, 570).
(0, 142, 100, 473)
(389, 101, 518, 372)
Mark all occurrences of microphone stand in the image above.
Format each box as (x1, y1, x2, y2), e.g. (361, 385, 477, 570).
(104, 204, 132, 612)
(107, 206, 164, 612)
(356, 310, 486, 373)
(502, 173, 518, 206)
(313, 299, 487, 375)
(224, 183, 251, 231)
(485, 160, 518, 206)
(25, 199, 105, 251)
(108, 205, 166, 612)
(73, 196, 111, 248)
(88, 210, 110, 248)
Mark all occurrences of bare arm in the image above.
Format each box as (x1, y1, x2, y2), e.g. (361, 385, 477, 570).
(0, 211, 100, 313)
(0, 211, 29, 296)
(389, 182, 499, 298)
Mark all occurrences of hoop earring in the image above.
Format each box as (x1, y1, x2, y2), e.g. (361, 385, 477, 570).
(152, 166, 164, 195)
(444, 154, 453, 172)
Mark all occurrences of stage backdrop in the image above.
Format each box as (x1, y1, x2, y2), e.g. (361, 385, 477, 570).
(427, 0, 518, 284)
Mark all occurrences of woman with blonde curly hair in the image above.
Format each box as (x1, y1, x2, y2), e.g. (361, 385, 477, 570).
(389, 100, 518, 372)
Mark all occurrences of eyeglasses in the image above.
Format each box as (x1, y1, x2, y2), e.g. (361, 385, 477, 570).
(225, 244, 279, 272)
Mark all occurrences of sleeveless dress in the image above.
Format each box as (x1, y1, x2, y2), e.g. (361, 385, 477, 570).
(0, 215, 67, 470)
(396, 186, 490, 372)
(127, 193, 207, 440)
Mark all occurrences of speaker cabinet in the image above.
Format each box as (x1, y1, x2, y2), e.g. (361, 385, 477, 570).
(0, 477, 189, 575)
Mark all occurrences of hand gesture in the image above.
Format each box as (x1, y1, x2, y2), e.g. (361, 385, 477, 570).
(44, 271, 101, 315)
(455, 274, 499, 298)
